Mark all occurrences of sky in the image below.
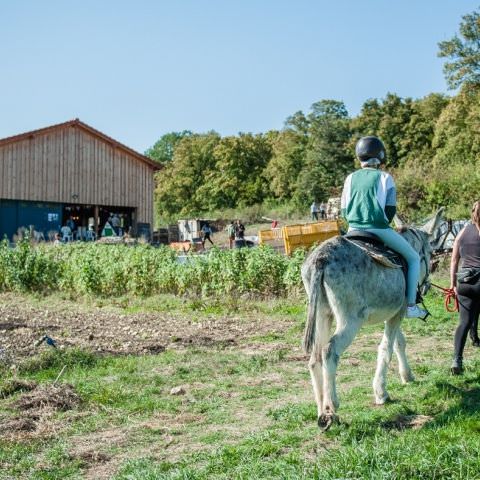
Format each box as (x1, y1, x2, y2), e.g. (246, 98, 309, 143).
(0, 0, 477, 153)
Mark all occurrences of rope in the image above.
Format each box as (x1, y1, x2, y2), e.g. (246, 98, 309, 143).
(430, 282, 459, 312)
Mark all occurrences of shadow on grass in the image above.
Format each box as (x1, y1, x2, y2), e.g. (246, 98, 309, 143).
(327, 373, 480, 439)
(424, 375, 480, 429)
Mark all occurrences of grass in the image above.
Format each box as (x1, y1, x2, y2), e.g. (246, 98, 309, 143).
(1, 281, 480, 479)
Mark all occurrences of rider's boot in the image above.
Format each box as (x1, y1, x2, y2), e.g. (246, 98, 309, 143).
(405, 304, 428, 318)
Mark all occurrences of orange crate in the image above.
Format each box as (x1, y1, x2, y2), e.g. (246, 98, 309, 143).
(258, 228, 285, 252)
(282, 221, 340, 255)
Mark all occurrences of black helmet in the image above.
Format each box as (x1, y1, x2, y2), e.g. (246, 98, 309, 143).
(355, 136, 386, 163)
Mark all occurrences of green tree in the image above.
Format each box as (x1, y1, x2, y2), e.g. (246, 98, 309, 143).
(433, 86, 480, 164)
(399, 93, 449, 162)
(395, 88, 477, 219)
(265, 129, 308, 200)
(352, 93, 414, 168)
(154, 132, 220, 219)
(197, 133, 272, 210)
(294, 100, 353, 206)
(438, 9, 480, 89)
(285, 110, 310, 135)
(145, 131, 192, 165)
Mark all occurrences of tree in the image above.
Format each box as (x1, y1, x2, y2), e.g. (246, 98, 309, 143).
(294, 100, 353, 206)
(284, 110, 310, 135)
(197, 133, 272, 210)
(438, 9, 480, 89)
(395, 87, 477, 219)
(433, 86, 480, 165)
(399, 93, 449, 163)
(352, 94, 414, 168)
(264, 129, 308, 200)
(154, 133, 220, 219)
(145, 131, 192, 165)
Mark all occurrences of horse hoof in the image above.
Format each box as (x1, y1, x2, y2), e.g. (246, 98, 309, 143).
(317, 414, 338, 432)
(375, 395, 391, 405)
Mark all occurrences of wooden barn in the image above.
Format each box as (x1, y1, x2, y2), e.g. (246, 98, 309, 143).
(0, 119, 159, 241)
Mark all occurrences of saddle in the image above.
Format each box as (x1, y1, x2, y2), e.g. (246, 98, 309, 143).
(344, 230, 425, 306)
(344, 230, 407, 274)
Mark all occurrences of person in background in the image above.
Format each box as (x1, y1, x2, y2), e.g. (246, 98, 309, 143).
(319, 202, 327, 220)
(53, 232, 62, 246)
(111, 213, 121, 235)
(341, 135, 427, 319)
(234, 219, 246, 248)
(66, 216, 76, 235)
(201, 222, 214, 248)
(60, 223, 72, 242)
(226, 221, 235, 249)
(310, 201, 319, 221)
(449, 200, 480, 375)
(120, 214, 126, 236)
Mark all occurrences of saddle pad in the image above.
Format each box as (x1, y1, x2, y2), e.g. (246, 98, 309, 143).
(346, 238, 403, 269)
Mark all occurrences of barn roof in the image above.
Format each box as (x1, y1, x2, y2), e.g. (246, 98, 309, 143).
(0, 118, 160, 170)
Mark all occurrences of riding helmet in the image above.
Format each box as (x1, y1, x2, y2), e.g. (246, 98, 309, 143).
(355, 136, 386, 163)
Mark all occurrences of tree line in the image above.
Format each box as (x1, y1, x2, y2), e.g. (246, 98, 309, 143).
(147, 8, 480, 222)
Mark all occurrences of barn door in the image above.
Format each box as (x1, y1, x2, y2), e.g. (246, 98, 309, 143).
(0, 199, 18, 241)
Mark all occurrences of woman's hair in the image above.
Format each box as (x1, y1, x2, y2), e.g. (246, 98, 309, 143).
(472, 201, 480, 228)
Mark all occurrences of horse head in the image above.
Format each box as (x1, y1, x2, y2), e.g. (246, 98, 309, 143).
(418, 207, 446, 239)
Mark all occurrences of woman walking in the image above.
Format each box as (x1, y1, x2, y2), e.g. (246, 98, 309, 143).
(450, 201, 480, 375)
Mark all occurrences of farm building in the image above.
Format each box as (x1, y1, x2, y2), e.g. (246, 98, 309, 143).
(0, 119, 159, 241)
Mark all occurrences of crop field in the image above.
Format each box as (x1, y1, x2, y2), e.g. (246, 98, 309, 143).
(1, 264, 480, 479)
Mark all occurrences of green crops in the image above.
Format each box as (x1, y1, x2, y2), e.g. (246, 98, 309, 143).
(0, 240, 306, 298)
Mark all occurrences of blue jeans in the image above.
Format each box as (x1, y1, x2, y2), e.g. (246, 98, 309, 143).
(350, 227, 420, 304)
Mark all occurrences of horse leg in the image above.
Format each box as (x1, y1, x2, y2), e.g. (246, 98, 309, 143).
(308, 352, 323, 418)
(319, 321, 360, 431)
(373, 314, 401, 404)
(394, 327, 415, 383)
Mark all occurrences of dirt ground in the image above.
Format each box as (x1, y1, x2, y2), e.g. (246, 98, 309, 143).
(0, 293, 294, 363)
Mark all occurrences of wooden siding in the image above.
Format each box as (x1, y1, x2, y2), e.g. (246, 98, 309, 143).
(0, 125, 154, 225)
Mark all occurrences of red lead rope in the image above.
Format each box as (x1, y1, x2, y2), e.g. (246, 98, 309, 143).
(430, 283, 459, 312)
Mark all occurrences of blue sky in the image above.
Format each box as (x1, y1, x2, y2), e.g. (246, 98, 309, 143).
(0, 1, 477, 153)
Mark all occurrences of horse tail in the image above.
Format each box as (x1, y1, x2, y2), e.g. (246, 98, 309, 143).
(302, 267, 330, 357)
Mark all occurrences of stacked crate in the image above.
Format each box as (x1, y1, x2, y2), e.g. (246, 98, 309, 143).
(259, 221, 340, 255)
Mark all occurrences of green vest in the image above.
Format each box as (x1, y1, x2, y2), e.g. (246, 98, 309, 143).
(344, 169, 389, 229)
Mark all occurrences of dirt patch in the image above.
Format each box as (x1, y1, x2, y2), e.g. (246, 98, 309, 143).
(171, 335, 237, 348)
(70, 448, 111, 465)
(144, 344, 166, 354)
(0, 378, 38, 398)
(0, 293, 290, 361)
(0, 415, 39, 433)
(0, 410, 71, 442)
(382, 414, 433, 430)
(0, 383, 82, 440)
(0, 322, 28, 330)
(13, 383, 81, 412)
(67, 411, 210, 479)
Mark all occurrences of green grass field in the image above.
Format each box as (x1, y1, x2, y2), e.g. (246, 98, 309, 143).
(1, 285, 480, 479)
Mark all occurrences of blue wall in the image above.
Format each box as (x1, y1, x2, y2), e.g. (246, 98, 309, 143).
(0, 200, 63, 241)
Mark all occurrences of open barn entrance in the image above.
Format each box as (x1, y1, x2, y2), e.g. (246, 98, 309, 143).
(62, 204, 135, 239)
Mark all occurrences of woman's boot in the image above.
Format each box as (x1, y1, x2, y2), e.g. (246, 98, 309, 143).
(451, 358, 463, 375)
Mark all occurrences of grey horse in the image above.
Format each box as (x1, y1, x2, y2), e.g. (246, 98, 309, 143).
(301, 211, 443, 431)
